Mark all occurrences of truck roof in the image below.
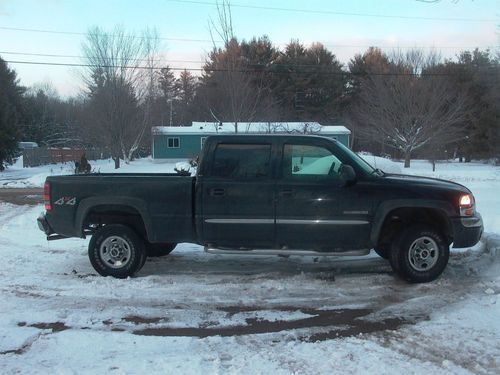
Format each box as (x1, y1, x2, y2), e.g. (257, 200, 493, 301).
(205, 134, 339, 142)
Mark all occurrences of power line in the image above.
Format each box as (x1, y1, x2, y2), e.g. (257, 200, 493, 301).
(4, 59, 498, 77)
(0, 26, 219, 44)
(1, 48, 494, 67)
(0, 51, 205, 64)
(165, 0, 496, 22)
(0, 26, 495, 51)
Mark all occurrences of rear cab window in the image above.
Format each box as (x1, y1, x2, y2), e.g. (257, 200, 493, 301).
(210, 143, 272, 179)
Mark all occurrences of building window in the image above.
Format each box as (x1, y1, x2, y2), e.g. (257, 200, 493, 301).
(201, 137, 207, 149)
(167, 137, 180, 148)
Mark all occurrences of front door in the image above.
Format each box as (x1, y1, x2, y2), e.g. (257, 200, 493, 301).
(201, 142, 275, 248)
(275, 141, 371, 251)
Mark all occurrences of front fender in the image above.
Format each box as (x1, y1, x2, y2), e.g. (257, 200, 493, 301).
(370, 199, 455, 244)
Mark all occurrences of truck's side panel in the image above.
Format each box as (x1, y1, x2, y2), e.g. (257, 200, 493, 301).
(274, 137, 373, 250)
(46, 174, 195, 243)
(198, 140, 277, 248)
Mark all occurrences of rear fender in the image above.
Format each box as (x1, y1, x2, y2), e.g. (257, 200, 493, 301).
(75, 196, 153, 240)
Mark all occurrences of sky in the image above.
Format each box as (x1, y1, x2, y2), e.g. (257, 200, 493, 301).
(0, 0, 498, 97)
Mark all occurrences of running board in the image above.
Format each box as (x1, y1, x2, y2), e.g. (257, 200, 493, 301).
(204, 247, 370, 257)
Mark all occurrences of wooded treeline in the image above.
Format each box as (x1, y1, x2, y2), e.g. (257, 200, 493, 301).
(0, 29, 498, 169)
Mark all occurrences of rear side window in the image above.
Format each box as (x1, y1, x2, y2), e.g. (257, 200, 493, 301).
(211, 144, 271, 179)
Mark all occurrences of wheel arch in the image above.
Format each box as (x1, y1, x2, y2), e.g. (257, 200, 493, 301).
(76, 197, 154, 241)
(372, 200, 454, 247)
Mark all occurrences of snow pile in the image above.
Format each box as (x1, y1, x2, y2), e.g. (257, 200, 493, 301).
(358, 152, 402, 174)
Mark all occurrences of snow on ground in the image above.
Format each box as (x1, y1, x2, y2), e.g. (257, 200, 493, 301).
(0, 159, 499, 374)
(1, 154, 400, 188)
(359, 152, 402, 174)
(0, 156, 180, 188)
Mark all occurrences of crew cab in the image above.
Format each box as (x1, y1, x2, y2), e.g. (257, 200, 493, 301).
(37, 135, 483, 283)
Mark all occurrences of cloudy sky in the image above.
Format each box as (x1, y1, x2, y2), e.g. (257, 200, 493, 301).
(0, 0, 497, 96)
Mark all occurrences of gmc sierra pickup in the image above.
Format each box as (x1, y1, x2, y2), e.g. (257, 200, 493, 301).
(37, 135, 483, 283)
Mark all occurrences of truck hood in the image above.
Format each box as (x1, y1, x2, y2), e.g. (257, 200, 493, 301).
(382, 173, 470, 194)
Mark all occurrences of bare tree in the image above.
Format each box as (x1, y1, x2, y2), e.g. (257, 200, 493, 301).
(351, 50, 471, 167)
(201, 0, 274, 132)
(80, 26, 159, 168)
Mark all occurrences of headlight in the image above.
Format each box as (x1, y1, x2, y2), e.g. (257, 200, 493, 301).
(459, 194, 474, 216)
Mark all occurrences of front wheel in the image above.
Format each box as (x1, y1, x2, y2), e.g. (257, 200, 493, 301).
(88, 224, 146, 278)
(389, 225, 449, 283)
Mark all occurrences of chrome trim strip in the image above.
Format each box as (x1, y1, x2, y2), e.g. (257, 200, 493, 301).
(204, 219, 369, 225)
(461, 214, 483, 228)
(205, 218, 274, 224)
(276, 219, 369, 225)
(205, 247, 370, 257)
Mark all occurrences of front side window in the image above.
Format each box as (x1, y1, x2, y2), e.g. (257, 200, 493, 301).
(283, 144, 342, 179)
(211, 143, 271, 179)
(167, 137, 180, 148)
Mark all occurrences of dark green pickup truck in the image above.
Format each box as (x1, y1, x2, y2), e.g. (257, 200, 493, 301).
(38, 135, 483, 283)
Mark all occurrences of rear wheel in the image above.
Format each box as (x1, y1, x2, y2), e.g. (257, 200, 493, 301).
(88, 224, 146, 278)
(146, 243, 177, 257)
(389, 225, 449, 283)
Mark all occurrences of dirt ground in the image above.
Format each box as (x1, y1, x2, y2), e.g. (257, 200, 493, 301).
(0, 188, 43, 205)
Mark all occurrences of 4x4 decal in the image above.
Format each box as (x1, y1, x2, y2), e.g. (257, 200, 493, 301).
(54, 197, 76, 206)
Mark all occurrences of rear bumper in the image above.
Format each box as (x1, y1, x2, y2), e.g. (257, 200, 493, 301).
(37, 213, 53, 236)
(451, 212, 483, 248)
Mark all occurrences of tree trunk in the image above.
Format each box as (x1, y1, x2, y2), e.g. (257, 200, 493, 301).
(404, 151, 411, 168)
(113, 156, 120, 169)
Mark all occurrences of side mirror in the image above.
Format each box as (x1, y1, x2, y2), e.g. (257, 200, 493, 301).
(340, 164, 356, 186)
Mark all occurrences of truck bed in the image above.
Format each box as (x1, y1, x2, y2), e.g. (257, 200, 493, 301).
(45, 173, 196, 243)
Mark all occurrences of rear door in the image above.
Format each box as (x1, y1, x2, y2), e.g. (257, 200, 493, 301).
(201, 141, 275, 248)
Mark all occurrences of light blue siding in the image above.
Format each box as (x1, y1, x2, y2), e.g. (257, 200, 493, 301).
(153, 132, 350, 160)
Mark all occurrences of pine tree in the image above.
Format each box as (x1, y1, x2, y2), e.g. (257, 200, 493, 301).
(0, 57, 24, 171)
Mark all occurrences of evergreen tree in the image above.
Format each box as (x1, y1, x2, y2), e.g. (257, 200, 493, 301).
(269, 41, 346, 122)
(175, 70, 197, 125)
(0, 57, 24, 171)
(439, 49, 500, 160)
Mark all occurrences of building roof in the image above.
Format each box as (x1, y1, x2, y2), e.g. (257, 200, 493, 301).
(152, 122, 350, 135)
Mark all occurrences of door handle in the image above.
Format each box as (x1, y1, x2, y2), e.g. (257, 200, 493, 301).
(210, 188, 226, 196)
(279, 189, 293, 197)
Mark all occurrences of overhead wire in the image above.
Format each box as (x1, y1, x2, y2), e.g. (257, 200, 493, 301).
(164, 0, 496, 22)
(0, 26, 494, 51)
(3, 59, 498, 78)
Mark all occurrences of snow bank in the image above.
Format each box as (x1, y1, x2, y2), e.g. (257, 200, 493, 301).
(358, 152, 402, 174)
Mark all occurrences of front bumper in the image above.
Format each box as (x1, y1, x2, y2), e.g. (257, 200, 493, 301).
(37, 213, 53, 236)
(452, 212, 483, 248)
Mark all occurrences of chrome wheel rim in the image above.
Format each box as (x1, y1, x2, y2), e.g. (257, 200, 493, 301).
(99, 236, 132, 269)
(408, 236, 439, 272)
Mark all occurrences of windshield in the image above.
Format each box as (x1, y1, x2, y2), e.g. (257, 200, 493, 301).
(334, 140, 376, 175)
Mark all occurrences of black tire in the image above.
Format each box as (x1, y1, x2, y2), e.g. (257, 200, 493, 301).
(88, 224, 146, 278)
(374, 245, 389, 259)
(138, 246, 148, 271)
(389, 225, 449, 283)
(145, 243, 177, 257)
